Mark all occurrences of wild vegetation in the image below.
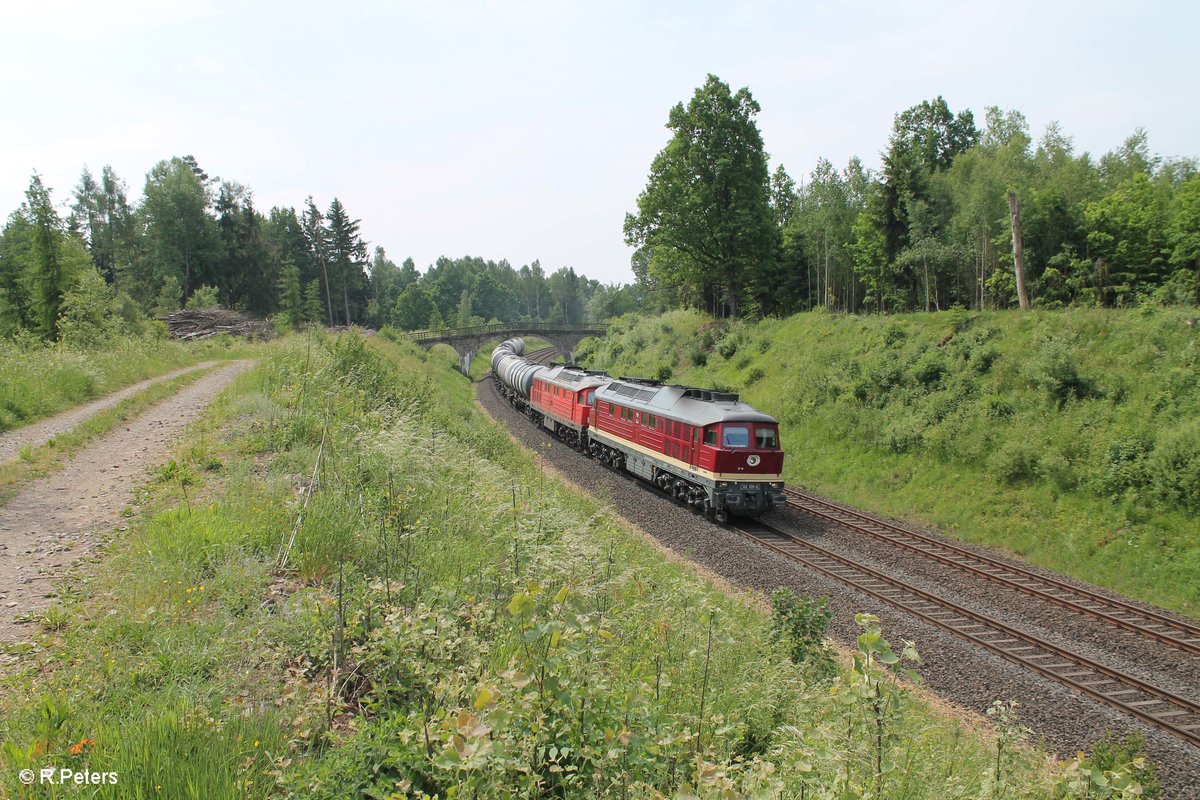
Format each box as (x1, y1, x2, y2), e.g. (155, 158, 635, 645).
(0, 161, 622, 345)
(2, 330, 1154, 798)
(626, 75, 1199, 318)
(577, 307, 1200, 616)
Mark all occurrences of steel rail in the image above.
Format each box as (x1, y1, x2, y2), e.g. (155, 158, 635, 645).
(784, 487, 1200, 657)
(732, 519, 1200, 748)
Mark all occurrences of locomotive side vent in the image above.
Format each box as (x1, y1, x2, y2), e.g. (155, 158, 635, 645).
(681, 388, 740, 403)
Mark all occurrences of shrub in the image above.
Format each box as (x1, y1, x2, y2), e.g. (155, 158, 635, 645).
(1028, 344, 1101, 407)
(654, 363, 673, 382)
(911, 351, 947, 390)
(983, 394, 1015, 419)
(1085, 732, 1162, 798)
(1096, 437, 1153, 499)
(57, 268, 122, 348)
(769, 588, 833, 675)
(1148, 421, 1200, 512)
(991, 440, 1043, 485)
(186, 285, 221, 310)
(883, 416, 925, 454)
(745, 366, 766, 385)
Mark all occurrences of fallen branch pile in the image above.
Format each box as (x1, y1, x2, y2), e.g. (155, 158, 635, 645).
(161, 309, 275, 341)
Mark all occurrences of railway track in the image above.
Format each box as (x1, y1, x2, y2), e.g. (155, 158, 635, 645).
(523, 346, 560, 365)
(730, 518, 1200, 748)
(783, 487, 1200, 657)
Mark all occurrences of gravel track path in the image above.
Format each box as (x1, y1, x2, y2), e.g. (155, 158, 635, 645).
(0, 361, 220, 465)
(477, 377, 1200, 798)
(0, 361, 253, 644)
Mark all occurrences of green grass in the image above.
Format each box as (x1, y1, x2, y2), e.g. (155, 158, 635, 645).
(0, 331, 255, 433)
(0, 329, 1135, 798)
(577, 307, 1200, 617)
(0, 367, 216, 505)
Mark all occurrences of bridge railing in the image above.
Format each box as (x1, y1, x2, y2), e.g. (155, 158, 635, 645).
(403, 321, 607, 343)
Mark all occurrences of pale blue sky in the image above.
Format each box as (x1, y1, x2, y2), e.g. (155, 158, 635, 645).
(2, 0, 1196, 284)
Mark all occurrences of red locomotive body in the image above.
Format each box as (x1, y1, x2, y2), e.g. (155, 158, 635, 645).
(527, 365, 607, 449)
(588, 380, 785, 519)
(490, 338, 785, 520)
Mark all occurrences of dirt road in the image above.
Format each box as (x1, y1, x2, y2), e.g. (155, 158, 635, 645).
(0, 360, 254, 643)
(0, 361, 221, 465)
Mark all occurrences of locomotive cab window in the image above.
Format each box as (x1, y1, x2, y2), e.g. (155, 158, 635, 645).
(722, 425, 750, 448)
(755, 427, 778, 449)
(703, 428, 717, 446)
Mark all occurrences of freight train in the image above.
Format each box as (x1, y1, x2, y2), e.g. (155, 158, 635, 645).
(491, 338, 786, 521)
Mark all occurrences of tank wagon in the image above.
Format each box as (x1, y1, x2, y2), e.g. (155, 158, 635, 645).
(490, 338, 786, 521)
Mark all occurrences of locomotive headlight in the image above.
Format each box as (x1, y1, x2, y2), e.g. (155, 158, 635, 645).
(771, 482, 784, 489)
(717, 481, 729, 488)
(747, 454, 761, 467)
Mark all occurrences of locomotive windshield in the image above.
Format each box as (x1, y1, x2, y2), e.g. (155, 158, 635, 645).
(721, 425, 750, 448)
(756, 427, 779, 449)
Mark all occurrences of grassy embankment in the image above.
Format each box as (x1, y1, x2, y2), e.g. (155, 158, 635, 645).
(0, 331, 253, 433)
(0, 330, 1115, 798)
(576, 308, 1200, 617)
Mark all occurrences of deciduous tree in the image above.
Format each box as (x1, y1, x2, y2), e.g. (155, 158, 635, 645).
(624, 74, 777, 317)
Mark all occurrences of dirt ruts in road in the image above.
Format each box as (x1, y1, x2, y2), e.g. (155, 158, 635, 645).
(0, 361, 221, 465)
(0, 360, 254, 643)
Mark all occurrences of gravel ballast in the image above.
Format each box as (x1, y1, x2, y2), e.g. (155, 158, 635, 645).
(477, 376, 1200, 798)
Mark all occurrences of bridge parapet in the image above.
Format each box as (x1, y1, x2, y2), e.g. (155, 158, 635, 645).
(402, 322, 608, 372)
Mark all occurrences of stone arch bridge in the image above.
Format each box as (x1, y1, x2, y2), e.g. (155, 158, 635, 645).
(402, 322, 608, 373)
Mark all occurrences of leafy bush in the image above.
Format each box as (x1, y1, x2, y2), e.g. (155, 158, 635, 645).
(1028, 344, 1101, 407)
(883, 416, 925, 454)
(982, 394, 1015, 419)
(745, 366, 766, 385)
(57, 268, 122, 348)
(1097, 438, 1153, 498)
(186, 284, 221, 309)
(1148, 421, 1200, 511)
(911, 351, 948, 390)
(769, 589, 833, 676)
(991, 440, 1043, 485)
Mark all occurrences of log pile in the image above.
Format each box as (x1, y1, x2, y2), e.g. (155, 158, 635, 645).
(160, 309, 275, 341)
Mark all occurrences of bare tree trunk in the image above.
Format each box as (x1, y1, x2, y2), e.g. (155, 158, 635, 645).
(922, 245, 930, 312)
(1008, 191, 1030, 310)
(319, 256, 335, 326)
(823, 230, 831, 309)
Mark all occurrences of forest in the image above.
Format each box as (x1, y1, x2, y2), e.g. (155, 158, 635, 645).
(626, 76, 1200, 317)
(2, 78, 1197, 352)
(0, 156, 627, 347)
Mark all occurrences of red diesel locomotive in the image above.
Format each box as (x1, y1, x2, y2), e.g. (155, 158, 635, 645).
(491, 338, 786, 520)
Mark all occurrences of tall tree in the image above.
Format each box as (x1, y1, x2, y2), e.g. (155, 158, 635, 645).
(215, 183, 273, 314)
(141, 157, 220, 303)
(326, 198, 369, 325)
(624, 74, 777, 317)
(25, 174, 71, 336)
(301, 198, 334, 326)
(881, 97, 978, 263)
(1167, 174, 1200, 303)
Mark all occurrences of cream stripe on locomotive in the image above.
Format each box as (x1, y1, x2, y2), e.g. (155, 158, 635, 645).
(589, 429, 783, 484)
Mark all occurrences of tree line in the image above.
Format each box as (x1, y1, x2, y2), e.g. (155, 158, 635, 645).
(626, 75, 1200, 316)
(0, 156, 635, 344)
